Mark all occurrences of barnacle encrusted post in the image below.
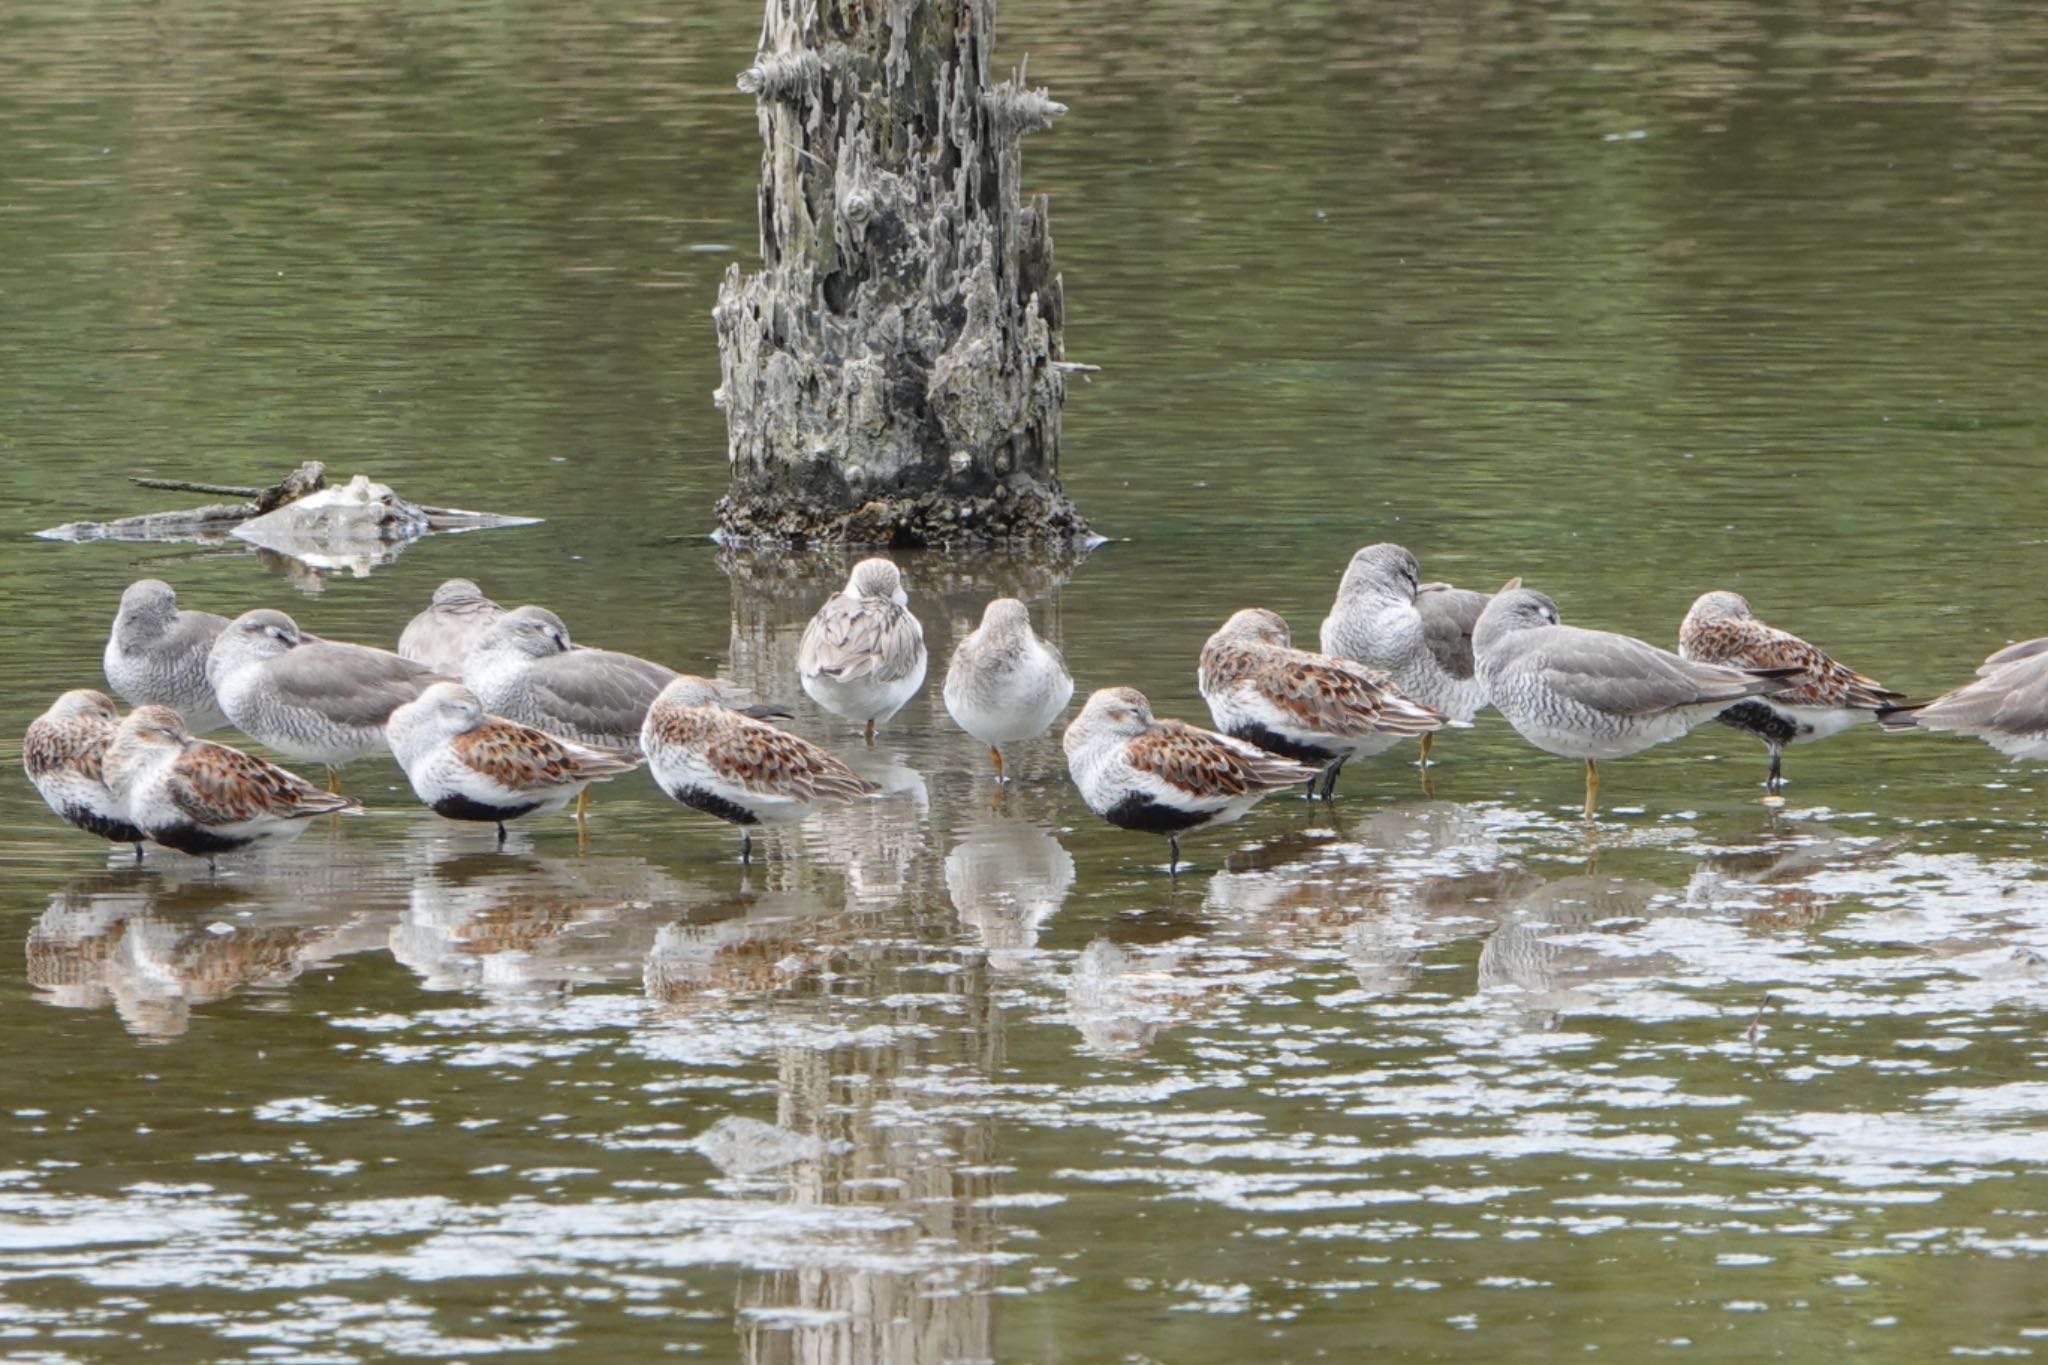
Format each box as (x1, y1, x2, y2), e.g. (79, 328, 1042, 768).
(712, 0, 1093, 548)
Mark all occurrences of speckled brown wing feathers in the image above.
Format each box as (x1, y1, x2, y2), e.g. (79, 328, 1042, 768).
(450, 717, 640, 789)
(168, 743, 358, 824)
(1208, 643, 1445, 739)
(1128, 719, 1318, 795)
(24, 714, 114, 785)
(1684, 617, 1902, 710)
(708, 721, 880, 801)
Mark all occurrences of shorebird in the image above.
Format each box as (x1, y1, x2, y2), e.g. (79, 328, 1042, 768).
(208, 609, 446, 786)
(1473, 582, 1800, 819)
(102, 705, 360, 870)
(23, 690, 148, 858)
(1879, 635, 2048, 761)
(942, 597, 1073, 780)
(798, 558, 927, 745)
(1679, 590, 1906, 793)
(463, 606, 676, 749)
(1062, 686, 1320, 874)
(386, 682, 643, 843)
(641, 675, 880, 863)
(1320, 543, 1492, 769)
(1199, 608, 1451, 800)
(397, 578, 506, 674)
(103, 579, 231, 733)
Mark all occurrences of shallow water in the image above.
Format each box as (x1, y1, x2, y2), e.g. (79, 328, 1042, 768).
(4, 0, 2048, 1359)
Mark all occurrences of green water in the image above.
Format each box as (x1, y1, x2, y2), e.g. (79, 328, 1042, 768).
(4, 0, 2047, 1359)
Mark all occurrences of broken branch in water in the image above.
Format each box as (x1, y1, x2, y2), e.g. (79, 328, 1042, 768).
(34, 461, 541, 577)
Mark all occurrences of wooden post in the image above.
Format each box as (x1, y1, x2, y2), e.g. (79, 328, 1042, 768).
(712, 0, 1093, 549)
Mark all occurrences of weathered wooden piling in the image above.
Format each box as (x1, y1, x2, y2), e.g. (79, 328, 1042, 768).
(712, 0, 1092, 548)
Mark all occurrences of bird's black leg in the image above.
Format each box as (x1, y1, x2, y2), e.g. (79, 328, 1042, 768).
(132, 843, 145, 863)
(740, 830, 753, 865)
(496, 821, 508, 846)
(1167, 835, 1182, 876)
(1767, 747, 1784, 794)
(1320, 758, 1347, 802)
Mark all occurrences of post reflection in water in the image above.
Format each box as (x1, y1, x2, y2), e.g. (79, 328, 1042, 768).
(730, 956, 1004, 1365)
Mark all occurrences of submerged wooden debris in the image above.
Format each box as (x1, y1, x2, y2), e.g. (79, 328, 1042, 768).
(34, 462, 540, 575)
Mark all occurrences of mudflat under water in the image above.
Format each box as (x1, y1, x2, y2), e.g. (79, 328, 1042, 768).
(2, 0, 2046, 1359)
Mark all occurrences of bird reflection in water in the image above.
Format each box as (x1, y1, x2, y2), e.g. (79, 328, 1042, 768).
(643, 883, 841, 1014)
(1477, 875, 1684, 1021)
(392, 849, 700, 997)
(1685, 819, 1903, 932)
(27, 867, 394, 1040)
(799, 751, 931, 911)
(1204, 801, 1538, 996)
(1065, 937, 1236, 1056)
(945, 807, 1073, 969)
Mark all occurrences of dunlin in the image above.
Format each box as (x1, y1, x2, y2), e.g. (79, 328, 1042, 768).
(1199, 608, 1450, 800)
(103, 579, 230, 733)
(1474, 582, 1799, 818)
(102, 705, 359, 869)
(208, 609, 446, 778)
(798, 558, 927, 744)
(942, 597, 1073, 779)
(1062, 686, 1320, 873)
(1320, 543, 1491, 767)
(1679, 590, 1905, 792)
(641, 675, 880, 863)
(397, 578, 506, 674)
(386, 681, 643, 841)
(1879, 635, 2048, 761)
(23, 690, 147, 857)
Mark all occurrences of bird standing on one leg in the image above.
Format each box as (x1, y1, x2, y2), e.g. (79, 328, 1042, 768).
(797, 559, 927, 747)
(1063, 687, 1320, 874)
(1474, 583, 1801, 819)
(1678, 590, 1905, 795)
(1198, 608, 1450, 802)
(943, 597, 1072, 782)
(1319, 544, 1492, 777)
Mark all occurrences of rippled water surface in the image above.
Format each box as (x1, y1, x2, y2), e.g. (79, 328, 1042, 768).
(4, 0, 2048, 1359)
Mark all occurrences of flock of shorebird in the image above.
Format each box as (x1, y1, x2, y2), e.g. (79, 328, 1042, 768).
(21, 544, 2048, 874)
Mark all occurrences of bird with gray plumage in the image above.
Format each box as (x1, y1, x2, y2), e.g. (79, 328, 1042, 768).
(23, 690, 149, 858)
(461, 605, 679, 753)
(1879, 635, 2048, 762)
(798, 558, 927, 745)
(1679, 590, 1906, 794)
(397, 578, 506, 674)
(207, 609, 448, 778)
(1320, 543, 1491, 770)
(942, 597, 1072, 780)
(103, 579, 231, 733)
(103, 704, 360, 870)
(1474, 582, 1801, 818)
